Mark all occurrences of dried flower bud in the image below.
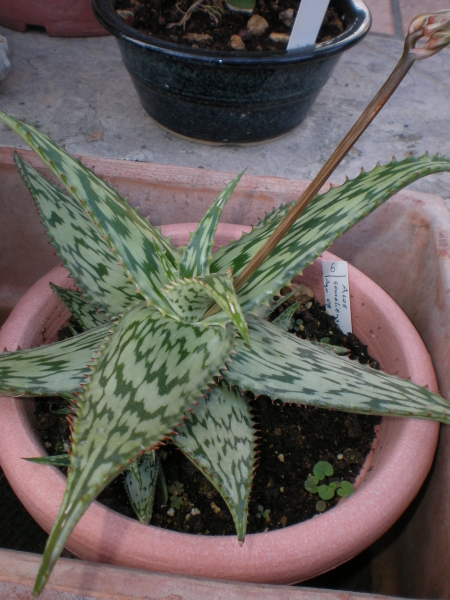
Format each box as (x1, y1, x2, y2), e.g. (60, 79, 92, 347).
(408, 10, 450, 59)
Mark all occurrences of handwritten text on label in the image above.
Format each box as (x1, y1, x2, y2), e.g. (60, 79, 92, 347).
(322, 260, 352, 334)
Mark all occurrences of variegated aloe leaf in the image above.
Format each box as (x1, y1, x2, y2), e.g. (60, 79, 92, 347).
(163, 272, 250, 344)
(15, 154, 138, 316)
(152, 236, 178, 282)
(311, 340, 351, 356)
(225, 315, 450, 421)
(178, 171, 245, 278)
(0, 112, 180, 312)
(124, 451, 160, 524)
(271, 302, 303, 331)
(174, 381, 255, 542)
(252, 286, 300, 319)
(211, 155, 450, 312)
(0, 325, 109, 397)
(26, 455, 71, 467)
(50, 285, 110, 330)
(33, 304, 236, 595)
(128, 457, 143, 488)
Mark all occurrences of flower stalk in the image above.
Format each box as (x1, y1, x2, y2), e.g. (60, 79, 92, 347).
(205, 11, 450, 318)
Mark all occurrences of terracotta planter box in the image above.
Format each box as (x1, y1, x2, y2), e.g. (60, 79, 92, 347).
(0, 547, 408, 600)
(0, 0, 108, 37)
(0, 147, 445, 591)
(0, 148, 449, 596)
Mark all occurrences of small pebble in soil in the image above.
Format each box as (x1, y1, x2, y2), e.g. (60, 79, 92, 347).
(278, 454, 285, 463)
(229, 34, 246, 50)
(247, 14, 269, 36)
(184, 32, 213, 43)
(167, 508, 175, 517)
(211, 502, 221, 514)
(269, 32, 290, 45)
(279, 8, 294, 27)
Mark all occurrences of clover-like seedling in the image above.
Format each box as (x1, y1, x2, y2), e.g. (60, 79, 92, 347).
(256, 505, 271, 520)
(313, 461, 334, 480)
(169, 481, 185, 510)
(316, 500, 327, 513)
(337, 480, 354, 498)
(305, 461, 354, 512)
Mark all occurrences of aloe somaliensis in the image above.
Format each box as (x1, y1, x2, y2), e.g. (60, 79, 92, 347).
(0, 11, 449, 597)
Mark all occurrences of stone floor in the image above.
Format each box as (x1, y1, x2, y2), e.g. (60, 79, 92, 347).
(0, 1, 449, 204)
(365, 0, 450, 36)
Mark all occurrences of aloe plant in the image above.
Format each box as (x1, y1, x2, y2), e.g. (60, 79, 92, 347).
(0, 11, 449, 597)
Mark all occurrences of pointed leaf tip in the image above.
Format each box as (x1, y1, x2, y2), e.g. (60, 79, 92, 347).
(179, 171, 245, 278)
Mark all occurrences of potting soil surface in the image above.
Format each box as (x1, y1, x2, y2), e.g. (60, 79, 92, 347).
(114, 0, 345, 51)
(33, 287, 380, 538)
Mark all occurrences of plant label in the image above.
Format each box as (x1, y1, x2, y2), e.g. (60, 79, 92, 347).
(322, 260, 352, 334)
(287, 0, 331, 51)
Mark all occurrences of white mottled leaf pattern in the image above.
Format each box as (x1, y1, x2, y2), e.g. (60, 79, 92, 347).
(34, 303, 236, 593)
(124, 451, 160, 524)
(174, 381, 255, 541)
(15, 154, 138, 316)
(50, 285, 110, 330)
(0, 325, 109, 397)
(225, 316, 450, 421)
(212, 155, 450, 311)
(0, 112, 180, 311)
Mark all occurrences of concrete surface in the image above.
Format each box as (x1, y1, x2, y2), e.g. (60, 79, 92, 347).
(0, 9, 449, 206)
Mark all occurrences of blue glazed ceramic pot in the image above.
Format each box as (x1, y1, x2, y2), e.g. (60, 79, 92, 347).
(92, 0, 370, 143)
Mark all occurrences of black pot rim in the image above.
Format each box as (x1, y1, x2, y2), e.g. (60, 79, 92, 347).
(92, 0, 371, 65)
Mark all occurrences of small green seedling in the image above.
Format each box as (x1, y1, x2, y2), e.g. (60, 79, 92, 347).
(256, 505, 271, 520)
(169, 481, 185, 510)
(305, 461, 354, 512)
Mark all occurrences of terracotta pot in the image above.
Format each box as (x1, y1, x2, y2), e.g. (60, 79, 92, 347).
(0, 226, 440, 585)
(0, 0, 108, 37)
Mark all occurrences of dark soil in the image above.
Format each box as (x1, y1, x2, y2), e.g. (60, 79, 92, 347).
(33, 287, 381, 538)
(114, 0, 346, 52)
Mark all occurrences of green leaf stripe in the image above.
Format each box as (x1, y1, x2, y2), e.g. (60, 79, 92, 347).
(225, 315, 450, 422)
(179, 171, 245, 278)
(174, 381, 255, 541)
(0, 325, 110, 397)
(212, 155, 450, 312)
(15, 154, 138, 317)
